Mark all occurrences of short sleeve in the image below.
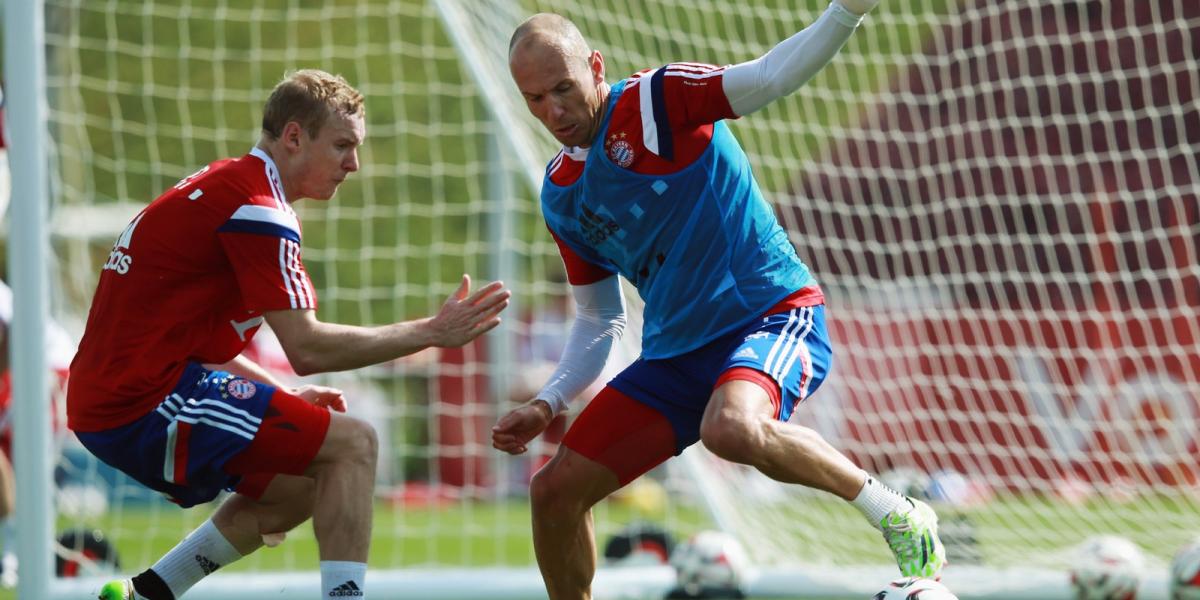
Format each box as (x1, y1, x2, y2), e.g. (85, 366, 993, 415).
(549, 228, 615, 286)
(644, 63, 737, 128)
(217, 204, 318, 311)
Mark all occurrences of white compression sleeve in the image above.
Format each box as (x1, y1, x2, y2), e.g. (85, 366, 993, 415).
(722, 1, 865, 117)
(535, 276, 627, 416)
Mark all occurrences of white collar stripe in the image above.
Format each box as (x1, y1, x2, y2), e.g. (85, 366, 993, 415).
(639, 68, 661, 156)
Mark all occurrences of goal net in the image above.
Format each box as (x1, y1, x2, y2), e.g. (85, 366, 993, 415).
(32, 0, 1200, 598)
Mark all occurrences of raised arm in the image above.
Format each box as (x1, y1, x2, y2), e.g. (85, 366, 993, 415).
(265, 275, 509, 375)
(722, 0, 877, 117)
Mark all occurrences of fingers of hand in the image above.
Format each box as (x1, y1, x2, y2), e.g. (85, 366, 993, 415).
(466, 281, 506, 305)
(454, 274, 471, 301)
(491, 435, 528, 455)
(469, 318, 503, 339)
(474, 291, 511, 315)
(316, 395, 347, 412)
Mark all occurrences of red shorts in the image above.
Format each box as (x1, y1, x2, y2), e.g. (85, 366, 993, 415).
(223, 388, 331, 499)
(75, 363, 330, 507)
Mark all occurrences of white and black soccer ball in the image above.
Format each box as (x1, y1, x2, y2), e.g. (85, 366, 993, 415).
(669, 530, 750, 597)
(873, 577, 958, 600)
(1170, 537, 1200, 600)
(1069, 535, 1145, 600)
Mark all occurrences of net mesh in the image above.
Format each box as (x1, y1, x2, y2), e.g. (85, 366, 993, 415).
(39, 0, 1200, 589)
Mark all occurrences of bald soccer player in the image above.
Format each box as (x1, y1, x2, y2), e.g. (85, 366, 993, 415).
(491, 2, 947, 598)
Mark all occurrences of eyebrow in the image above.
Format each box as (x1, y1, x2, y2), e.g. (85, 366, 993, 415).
(523, 78, 571, 97)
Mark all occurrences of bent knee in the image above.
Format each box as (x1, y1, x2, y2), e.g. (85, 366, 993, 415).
(699, 414, 762, 463)
(321, 414, 379, 465)
(529, 464, 567, 511)
(529, 459, 604, 518)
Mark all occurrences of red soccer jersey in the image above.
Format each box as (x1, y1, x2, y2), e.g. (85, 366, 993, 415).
(68, 148, 317, 432)
(547, 63, 738, 282)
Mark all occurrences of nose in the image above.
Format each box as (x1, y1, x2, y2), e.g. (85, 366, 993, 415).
(344, 148, 359, 172)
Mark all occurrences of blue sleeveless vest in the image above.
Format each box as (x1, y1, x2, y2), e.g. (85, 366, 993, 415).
(540, 79, 814, 359)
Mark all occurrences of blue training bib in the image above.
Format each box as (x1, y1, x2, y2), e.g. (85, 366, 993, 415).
(541, 79, 814, 358)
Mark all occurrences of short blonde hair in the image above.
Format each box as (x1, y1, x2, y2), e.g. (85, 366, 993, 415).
(261, 69, 364, 140)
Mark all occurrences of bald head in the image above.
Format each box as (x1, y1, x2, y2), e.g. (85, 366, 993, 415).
(509, 13, 609, 148)
(509, 13, 591, 65)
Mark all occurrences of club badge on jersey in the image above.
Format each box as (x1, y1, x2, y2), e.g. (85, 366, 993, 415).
(606, 131, 636, 168)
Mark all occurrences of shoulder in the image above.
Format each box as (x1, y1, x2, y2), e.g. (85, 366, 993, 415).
(181, 152, 292, 218)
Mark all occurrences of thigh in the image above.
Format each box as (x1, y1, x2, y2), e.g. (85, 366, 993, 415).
(76, 364, 303, 507)
(721, 304, 833, 421)
(562, 385, 678, 487)
(223, 387, 331, 499)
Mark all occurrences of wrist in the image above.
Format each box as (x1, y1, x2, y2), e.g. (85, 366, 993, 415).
(831, 0, 874, 20)
(531, 398, 558, 420)
(413, 317, 441, 347)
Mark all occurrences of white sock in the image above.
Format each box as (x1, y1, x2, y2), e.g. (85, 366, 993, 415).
(321, 561, 367, 598)
(150, 519, 243, 598)
(851, 473, 911, 530)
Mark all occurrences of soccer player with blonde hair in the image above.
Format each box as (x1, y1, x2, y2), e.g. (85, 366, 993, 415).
(76, 69, 510, 600)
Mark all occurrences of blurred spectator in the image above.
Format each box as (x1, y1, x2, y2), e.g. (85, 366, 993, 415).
(0, 280, 76, 587)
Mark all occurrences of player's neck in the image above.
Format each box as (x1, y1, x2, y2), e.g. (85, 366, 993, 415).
(253, 141, 298, 203)
(577, 82, 611, 150)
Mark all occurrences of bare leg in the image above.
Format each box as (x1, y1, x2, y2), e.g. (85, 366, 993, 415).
(0, 450, 13, 519)
(302, 412, 378, 562)
(529, 447, 622, 600)
(211, 475, 316, 555)
(699, 379, 865, 499)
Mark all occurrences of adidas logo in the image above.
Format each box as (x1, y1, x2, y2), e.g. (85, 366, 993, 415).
(329, 581, 363, 597)
(193, 554, 221, 575)
(733, 347, 759, 360)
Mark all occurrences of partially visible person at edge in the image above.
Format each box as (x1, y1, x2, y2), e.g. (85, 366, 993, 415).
(71, 69, 510, 600)
(490, 2, 947, 598)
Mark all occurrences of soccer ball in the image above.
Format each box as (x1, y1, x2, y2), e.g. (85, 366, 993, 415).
(1170, 537, 1200, 600)
(873, 577, 959, 600)
(669, 530, 750, 598)
(1070, 535, 1145, 600)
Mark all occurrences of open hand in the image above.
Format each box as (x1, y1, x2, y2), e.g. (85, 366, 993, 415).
(491, 399, 554, 455)
(429, 274, 511, 347)
(292, 383, 347, 412)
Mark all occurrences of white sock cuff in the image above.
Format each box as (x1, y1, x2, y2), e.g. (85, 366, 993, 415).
(850, 473, 909, 530)
(151, 518, 243, 598)
(194, 519, 243, 564)
(321, 561, 367, 598)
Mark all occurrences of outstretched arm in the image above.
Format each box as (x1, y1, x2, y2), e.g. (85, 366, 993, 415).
(722, 0, 878, 117)
(265, 274, 510, 375)
(533, 275, 627, 416)
(492, 275, 626, 454)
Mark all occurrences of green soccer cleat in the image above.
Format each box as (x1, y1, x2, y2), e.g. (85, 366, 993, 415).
(880, 498, 947, 579)
(98, 579, 137, 600)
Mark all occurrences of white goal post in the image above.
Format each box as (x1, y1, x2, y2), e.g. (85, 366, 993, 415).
(16, 0, 1200, 599)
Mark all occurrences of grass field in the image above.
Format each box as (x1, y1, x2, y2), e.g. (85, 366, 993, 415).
(14, 0, 1190, 599)
(1, 485, 1182, 600)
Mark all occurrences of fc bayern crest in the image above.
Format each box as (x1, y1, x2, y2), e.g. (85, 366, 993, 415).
(226, 378, 257, 400)
(608, 140, 635, 167)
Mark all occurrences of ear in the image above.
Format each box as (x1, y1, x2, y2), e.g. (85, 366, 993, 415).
(590, 50, 605, 85)
(281, 121, 305, 154)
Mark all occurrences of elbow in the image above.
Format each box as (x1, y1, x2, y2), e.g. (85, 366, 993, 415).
(285, 347, 325, 376)
(610, 313, 628, 337)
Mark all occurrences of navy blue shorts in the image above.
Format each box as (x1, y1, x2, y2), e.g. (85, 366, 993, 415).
(77, 363, 281, 507)
(607, 305, 832, 454)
